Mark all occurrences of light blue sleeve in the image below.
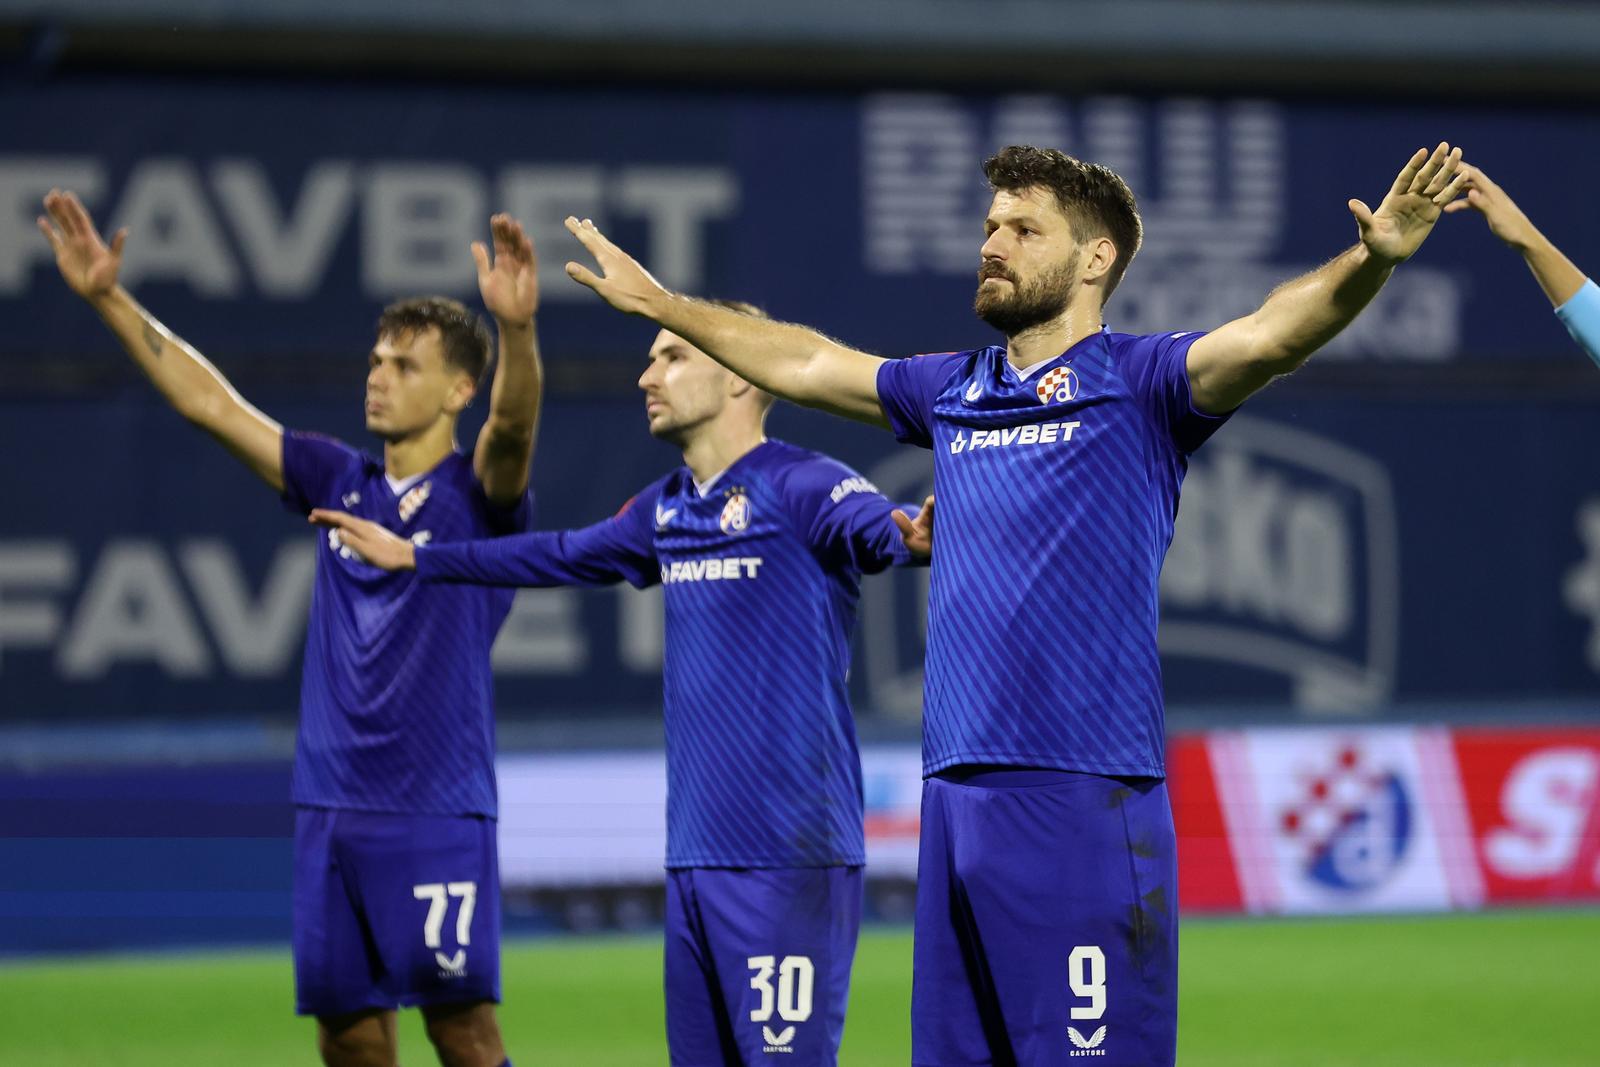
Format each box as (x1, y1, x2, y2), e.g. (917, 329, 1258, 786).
(1554, 278, 1600, 368)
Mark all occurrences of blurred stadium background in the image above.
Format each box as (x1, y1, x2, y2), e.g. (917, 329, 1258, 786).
(2, 0, 1599, 1062)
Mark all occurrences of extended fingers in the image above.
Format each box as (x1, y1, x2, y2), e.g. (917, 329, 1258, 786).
(564, 260, 602, 290)
(1389, 148, 1430, 197)
(1422, 146, 1463, 198)
(35, 215, 63, 250)
(1431, 163, 1470, 206)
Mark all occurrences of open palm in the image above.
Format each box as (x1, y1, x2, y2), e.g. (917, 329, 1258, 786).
(37, 189, 125, 300)
(1349, 143, 1467, 266)
(474, 213, 539, 324)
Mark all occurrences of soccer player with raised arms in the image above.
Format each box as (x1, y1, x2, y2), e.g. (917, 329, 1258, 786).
(38, 190, 542, 1067)
(313, 300, 933, 1067)
(551, 142, 1468, 1065)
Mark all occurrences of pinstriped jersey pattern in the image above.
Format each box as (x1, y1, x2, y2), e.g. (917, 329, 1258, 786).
(876, 329, 1229, 779)
(281, 433, 533, 818)
(416, 440, 912, 867)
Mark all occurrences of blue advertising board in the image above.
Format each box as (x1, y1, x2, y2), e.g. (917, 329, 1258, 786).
(2, 380, 1598, 723)
(3, 77, 1598, 371)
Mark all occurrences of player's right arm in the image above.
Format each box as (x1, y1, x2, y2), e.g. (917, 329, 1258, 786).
(561, 217, 889, 426)
(309, 483, 662, 588)
(38, 190, 284, 491)
(1443, 164, 1599, 364)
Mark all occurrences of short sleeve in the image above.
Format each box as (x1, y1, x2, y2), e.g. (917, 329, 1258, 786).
(1555, 278, 1600, 367)
(280, 430, 364, 515)
(780, 457, 912, 575)
(876, 352, 969, 450)
(1121, 331, 1232, 455)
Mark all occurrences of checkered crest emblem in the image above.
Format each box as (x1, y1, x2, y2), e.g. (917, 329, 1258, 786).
(1035, 366, 1079, 404)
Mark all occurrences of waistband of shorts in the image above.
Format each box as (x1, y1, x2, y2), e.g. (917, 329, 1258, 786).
(931, 764, 1083, 788)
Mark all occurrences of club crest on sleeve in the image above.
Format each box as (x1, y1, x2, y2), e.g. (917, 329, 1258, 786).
(720, 489, 751, 534)
(398, 480, 432, 523)
(1036, 366, 1079, 405)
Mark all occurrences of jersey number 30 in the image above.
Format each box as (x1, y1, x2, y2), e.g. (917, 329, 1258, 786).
(747, 955, 814, 1023)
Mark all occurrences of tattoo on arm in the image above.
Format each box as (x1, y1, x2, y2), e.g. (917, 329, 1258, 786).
(142, 321, 164, 358)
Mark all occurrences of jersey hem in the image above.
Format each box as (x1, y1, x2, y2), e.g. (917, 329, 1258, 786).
(922, 751, 1164, 780)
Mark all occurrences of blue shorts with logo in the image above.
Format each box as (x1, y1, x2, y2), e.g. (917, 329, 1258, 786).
(913, 768, 1178, 1067)
(292, 807, 501, 1017)
(664, 866, 863, 1066)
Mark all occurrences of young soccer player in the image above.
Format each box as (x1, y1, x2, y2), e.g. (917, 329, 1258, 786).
(1444, 163, 1600, 363)
(551, 142, 1467, 1066)
(312, 302, 932, 1066)
(38, 190, 542, 1067)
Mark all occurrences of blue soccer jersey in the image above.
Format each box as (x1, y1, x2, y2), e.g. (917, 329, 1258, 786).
(281, 432, 534, 818)
(876, 328, 1229, 779)
(413, 439, 913, 868)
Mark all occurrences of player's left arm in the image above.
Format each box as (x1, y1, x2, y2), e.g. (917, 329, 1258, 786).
(471, 214, 545, 507)
(1186, 142, 1468, 413)
(789, 463, 931, 572)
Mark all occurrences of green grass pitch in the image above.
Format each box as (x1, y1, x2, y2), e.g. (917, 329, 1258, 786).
(1, 910, 1594, 1065)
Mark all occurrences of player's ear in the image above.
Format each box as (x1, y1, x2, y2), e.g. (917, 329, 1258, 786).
(444, 372, 476, 415)
(1081, 236, 1117, 286)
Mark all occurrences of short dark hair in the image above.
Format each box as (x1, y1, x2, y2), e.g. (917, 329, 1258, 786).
(983, 145, 1144, 303)
(376, 297, 493, 386)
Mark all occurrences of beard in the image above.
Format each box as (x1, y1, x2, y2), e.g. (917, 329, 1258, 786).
(973, 257, 1078, 337)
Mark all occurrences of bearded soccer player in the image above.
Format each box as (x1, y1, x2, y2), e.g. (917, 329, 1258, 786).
(38, 191, 542, 1067)
(1444, 163, 1600, 364)
(549, 142, 1468, 1065)
(312, 301, 932, 1067)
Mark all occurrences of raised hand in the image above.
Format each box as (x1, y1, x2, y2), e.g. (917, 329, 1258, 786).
(1349, 143, 1469, 266)
(1441, 164, 1539, 249)
(474, 213, 539, 325)
(563, 216, 671, 316)
(308, 510, 417, 572)
(892, 495, 936, 559)
(37, 189, 126, 301)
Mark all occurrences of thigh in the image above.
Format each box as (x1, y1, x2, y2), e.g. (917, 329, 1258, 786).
(956, 774, 1178, 1067)
(337, 810, 503, 1011)
(693, 867, 863, 1067)
(912, 778, 1010, 1067)
(664, 870, 742, 1067)
(293, 808, 394, 1018)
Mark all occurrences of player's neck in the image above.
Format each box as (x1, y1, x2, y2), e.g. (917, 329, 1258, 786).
(383, 419, 458, 480)
(679, 418, 767, 486)
(1005, 304, 1103, 370)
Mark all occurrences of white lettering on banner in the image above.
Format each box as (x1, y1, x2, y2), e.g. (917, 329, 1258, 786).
(1562, 498, 1600, 673)
(212, 160, 355, 299)
(1484, 750, 1600, 882)
(115, 160, 241, 296)
(0, 543, 77, 672)
(178, 540, 316, 676)
(0, 159, 738, 301)
(0, 538, 635, 680)
(660, 557, 764, 584)
(861, 94, 1462, 361)
(364, 164, 487, 294)
(57, 541, 212, 678)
